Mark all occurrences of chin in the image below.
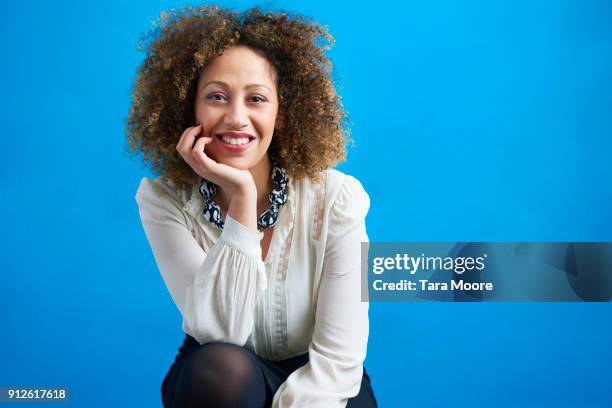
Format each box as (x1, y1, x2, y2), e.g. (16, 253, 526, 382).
(217, 156, 254, 170)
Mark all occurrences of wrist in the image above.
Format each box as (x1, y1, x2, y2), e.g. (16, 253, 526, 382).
(227, 188, 258, 231)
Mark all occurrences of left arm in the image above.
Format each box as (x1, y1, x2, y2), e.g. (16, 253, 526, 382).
(272, 175, 370, 407)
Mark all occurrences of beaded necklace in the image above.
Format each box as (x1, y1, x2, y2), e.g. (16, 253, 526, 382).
(199, 163, 289, 231)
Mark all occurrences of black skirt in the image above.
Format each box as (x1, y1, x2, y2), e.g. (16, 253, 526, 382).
(162, 334, 378, 407)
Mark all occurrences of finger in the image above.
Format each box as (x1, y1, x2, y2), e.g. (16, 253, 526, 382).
(176, 124, 202, 154)
(192, 135, 214, 152)
(192, 136, 216, 168)
(176, 126, 193, 154)
(180, 124, 203, 152)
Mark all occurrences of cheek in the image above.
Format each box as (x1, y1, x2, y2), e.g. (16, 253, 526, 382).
(194, 106, 204, 123)
(194, 107, 216, 134)
(258, 110, 279, 132)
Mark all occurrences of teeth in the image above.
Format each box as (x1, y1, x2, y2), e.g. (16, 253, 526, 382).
(221, 136, 250, 145)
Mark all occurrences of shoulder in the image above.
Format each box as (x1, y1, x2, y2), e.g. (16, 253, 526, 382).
(322, 168, 370, 212)
(319, 168, 370, 235)
(290, 168, 369, 240)
(135, 175, 194, 212)
(293, 168, 368, 203)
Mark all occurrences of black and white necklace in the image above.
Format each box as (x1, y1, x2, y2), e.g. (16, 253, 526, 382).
(198, 163, 289, 231)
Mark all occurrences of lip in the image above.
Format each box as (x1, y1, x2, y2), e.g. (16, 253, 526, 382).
(214, 132, 256, 153)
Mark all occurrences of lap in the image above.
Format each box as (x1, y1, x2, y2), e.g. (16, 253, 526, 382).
(162, 334, 377, 407)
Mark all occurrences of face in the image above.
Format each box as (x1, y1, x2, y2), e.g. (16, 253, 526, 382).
(194, 45, 280, 171)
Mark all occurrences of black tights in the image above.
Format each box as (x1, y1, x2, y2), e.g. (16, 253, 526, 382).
(172, 342, 266, 408)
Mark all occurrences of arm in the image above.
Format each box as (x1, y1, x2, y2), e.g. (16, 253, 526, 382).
(272, 175, 370, 407)
(135, 177, 267, 345)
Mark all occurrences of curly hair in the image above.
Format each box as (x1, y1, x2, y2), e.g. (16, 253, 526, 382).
(125, 4, 352, 191)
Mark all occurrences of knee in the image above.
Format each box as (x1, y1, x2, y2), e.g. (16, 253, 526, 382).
(175, 342, 263, 406)
(187, 342, 257, 383)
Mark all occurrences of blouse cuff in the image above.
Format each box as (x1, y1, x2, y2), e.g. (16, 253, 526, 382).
(221, 215, 264, 258)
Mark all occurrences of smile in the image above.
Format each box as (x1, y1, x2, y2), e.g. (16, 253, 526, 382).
(215, 133, 256, 153)
(220, 135, 251, 145)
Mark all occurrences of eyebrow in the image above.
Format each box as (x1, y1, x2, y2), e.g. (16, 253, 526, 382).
(201, 80, 272, 92)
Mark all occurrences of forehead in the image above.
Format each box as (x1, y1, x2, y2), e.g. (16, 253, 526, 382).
(198, 45, 277, 89)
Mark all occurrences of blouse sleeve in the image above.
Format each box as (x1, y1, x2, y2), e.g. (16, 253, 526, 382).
(135, 177, 268, 346)
(272, 175, 370, 408)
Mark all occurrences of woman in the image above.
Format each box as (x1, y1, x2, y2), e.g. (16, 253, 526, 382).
(126, 5, 377, 407)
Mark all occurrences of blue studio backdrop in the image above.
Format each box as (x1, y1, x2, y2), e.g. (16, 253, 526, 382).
(1, 0, 611, 407)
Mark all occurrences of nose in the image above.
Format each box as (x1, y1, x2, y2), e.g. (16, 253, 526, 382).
(223, 99, 248, 129)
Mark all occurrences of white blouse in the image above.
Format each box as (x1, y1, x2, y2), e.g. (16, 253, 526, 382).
(135, 167, 370, 407)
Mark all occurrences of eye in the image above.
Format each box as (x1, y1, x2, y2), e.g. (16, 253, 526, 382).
(249, 95, 267, 103)
(206, 93, 226, 102)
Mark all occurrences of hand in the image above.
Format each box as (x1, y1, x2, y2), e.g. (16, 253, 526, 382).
(176, 124, 256, 197)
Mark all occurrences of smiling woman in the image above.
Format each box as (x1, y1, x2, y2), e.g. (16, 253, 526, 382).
(193, 45, 280, 219)
(126, 5, 378, 408)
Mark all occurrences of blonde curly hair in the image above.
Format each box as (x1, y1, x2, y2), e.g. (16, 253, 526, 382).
(125, 5, 352, 190)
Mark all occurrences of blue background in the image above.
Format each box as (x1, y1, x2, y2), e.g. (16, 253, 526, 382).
(1, 0, 611, 406)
